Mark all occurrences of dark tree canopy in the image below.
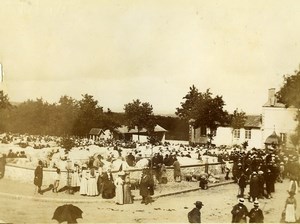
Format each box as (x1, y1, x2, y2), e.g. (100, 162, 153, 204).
(0, 90, 11, 110)
(124, 99, 156, 133)
(175, 85, 199, 121)
(73, 94, 104, 136)
(176, 87, 229, 130)
(277, 69, 300, 149)
(230, 109, 246, 129)
(277, 71, 300, 108)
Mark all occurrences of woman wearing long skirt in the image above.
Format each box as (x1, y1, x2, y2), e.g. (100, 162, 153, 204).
(71, 164, 81, 192)
(115, 171, 125, 204)
(87, 168, 98, 196)
(102, 171, 115, 199)
(173, 158, 181, 182)
(284, 191, 297, 223)
(34, 160, 43, 194)
(124, 172, 133, 204)
(79, 165, 88, 196)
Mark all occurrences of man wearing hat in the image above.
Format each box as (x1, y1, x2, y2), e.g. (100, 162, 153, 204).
(188, 201, 203, 223)
(231, 198, 248, 223)
(248, 201, 264, 223)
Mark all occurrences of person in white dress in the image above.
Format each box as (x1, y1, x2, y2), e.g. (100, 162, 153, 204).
(284, 191, 297, 223)
(114, 171, 125, 205)
(52, 168, 61, 193)
(79, 164, 88, 196)
(87, 168, 98, 196)
(71, 164, 81, 193)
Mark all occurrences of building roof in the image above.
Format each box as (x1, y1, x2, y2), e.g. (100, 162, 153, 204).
(244, 115, 262, 128)
(265, 131, 280, 144)
(116, 124, 167, 134)
(89, 128, 105, 135)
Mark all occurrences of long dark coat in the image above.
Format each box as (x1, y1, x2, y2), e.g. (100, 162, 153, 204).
(188, 207, 201, 223)
(139, 174, 151, 197)
(34, 165, 43, 187)
(102, 173, 115, 199)
(248, 208, 264, 223)
(250, 175, 260, 198)
(231, 203, 248, 223)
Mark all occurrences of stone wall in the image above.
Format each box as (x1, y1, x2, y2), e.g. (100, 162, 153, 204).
(4, 162, 229, 187)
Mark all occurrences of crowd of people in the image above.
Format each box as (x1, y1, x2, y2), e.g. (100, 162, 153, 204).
(1, 133, 300, 222)
(186, 146, 300, 223)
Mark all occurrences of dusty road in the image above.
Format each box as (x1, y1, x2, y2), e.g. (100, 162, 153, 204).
(0, 179, 299, 223)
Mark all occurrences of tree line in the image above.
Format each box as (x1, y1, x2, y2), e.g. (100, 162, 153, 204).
(0, 66, 298, 145)
(0, 92, 189, 140)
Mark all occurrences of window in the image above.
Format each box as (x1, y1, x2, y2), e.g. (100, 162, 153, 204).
(245, 129, 251, 139)
(280, 133, 287, 143)
(233, 129, 240, 139)
(200, 126, 207, 136)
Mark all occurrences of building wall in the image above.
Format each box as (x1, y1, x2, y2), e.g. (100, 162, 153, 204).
(213, 127, 262, 149)
(262, 106, 298, 148)
(213, 127, 232, 146)
(189, 126, 208, 144)
(4, 162, 226, 185)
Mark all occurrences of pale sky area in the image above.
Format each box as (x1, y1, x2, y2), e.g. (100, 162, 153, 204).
(0, 0, 300, 115)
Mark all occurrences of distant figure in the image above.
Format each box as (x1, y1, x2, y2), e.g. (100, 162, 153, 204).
(102, 170, 115, 199)
(284, 191, 297, 223)
(225, 162, 231, 180)
(237, 172, 247, 197)
(288, 177, 298, 195)
(188, 201, 204, 223)
(139, 168, 152, 205)
(231, 198, 248, 223)
(249, 172, 260, 202)
(71, 163, 81, 193)
(79, 164, 88, 196)
(52, 168, 61, 193)
(248, 201, 264, 223)
(115, 171, 125, 205)
(0, 153, 6, 178)
(34, 160, 43, 195)
(173, 158, 181, 182)
(123, 171, 133, 204)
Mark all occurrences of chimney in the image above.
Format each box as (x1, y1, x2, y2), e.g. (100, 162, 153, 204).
(268, 88, 276, 106)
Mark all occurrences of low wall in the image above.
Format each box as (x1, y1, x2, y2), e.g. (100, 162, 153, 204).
(4, 162, 230, 187)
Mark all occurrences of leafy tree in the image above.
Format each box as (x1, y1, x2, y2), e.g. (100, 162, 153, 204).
(0, 91, 11, 110)
(176, 87, 229, 145)
(0, 91, 12, 132)
(73, 94, 104, 137)
(277, 69, 300, 150)
(56, 95, 79, 136)
(175, 85, 200, 120)
(230, 109, 246, 129)
(102, 108, 121, 132)
(277, 71, 300, 108)
(124, 99, 156, 141)
(6, 98, 55, 135)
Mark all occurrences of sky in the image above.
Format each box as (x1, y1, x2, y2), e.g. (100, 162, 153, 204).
(0, 0, 300, 115)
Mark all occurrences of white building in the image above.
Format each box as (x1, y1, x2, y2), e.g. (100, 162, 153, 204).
(261, 88, 298, 149)
(189, 88, 299, 150)
(213, 115, 262, 149)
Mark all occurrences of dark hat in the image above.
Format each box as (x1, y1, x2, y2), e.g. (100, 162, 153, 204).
(194, 201, 204, 207)
(238, 198, 245, 203)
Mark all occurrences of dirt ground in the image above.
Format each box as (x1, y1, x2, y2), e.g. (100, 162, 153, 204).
(0, 179, 299, 223)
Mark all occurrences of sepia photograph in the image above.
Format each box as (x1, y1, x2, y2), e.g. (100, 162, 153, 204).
(0, 0, 300, 223)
